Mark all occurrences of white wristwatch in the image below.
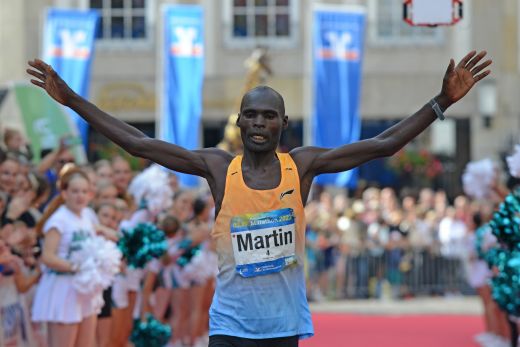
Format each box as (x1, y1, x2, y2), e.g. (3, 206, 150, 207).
(429, 98, 446, 121)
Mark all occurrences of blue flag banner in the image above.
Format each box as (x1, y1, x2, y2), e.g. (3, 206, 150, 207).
(312, 6, 366, 188)
(160, 5, 204, 187)
(43, 9, 99, 149)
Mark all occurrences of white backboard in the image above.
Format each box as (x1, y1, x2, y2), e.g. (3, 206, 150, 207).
(412, 0, 453, 25)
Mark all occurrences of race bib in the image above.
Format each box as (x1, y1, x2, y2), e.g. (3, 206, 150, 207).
(231, 208, 297, 278)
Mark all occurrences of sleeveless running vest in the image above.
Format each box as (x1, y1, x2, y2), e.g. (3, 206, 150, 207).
(209, 153, 314, 339)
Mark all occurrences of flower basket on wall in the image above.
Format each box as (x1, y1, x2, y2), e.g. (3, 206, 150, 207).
(387, 149, 443, 188)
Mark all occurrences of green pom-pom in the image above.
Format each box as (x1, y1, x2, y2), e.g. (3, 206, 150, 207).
(131, 314, 172, 347)
(176, 239, 201, 268)
(118, 223, 168, 269)
(489, 189, 520, 250)
(481, 188, 520, 316)
(490, 249, 520, 316)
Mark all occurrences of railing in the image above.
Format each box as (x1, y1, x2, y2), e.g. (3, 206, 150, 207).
(310, 249, 473, 300)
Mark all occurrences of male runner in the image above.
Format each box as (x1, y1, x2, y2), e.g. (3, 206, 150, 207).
(27, 50, 491, 347)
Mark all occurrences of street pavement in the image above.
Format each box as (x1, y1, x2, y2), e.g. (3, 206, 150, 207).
(309, 296, 483, 315)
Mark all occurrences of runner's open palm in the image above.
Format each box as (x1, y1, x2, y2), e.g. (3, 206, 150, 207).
(441, 50, 492, 104)
(26, 59, 74, 106)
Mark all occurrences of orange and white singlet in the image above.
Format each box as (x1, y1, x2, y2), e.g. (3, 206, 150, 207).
(209, 153, 314, 339)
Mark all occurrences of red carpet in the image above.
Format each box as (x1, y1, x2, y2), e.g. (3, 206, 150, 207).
(301, 314, 484, 347)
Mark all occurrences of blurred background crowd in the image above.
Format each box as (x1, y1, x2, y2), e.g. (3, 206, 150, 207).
(0, 126, 516, 346)
(0, 129, 218, 347)
(0, 126, 493, 300)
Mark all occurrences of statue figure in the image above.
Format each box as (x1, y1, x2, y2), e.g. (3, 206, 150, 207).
(217, 47, 272, 154)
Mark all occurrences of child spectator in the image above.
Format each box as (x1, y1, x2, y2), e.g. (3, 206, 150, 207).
(32, 168, 101, 347)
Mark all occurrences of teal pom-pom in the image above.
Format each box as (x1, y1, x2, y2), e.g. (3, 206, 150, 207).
(131, 314, 172, 347)
(118, 222, 168, 269)
(176, 239, 201, 268)
(481, 188, 520, 316)
(475, 224, 500, 267)
(489, 188, 520, 251)
(490, 249, 520, 316)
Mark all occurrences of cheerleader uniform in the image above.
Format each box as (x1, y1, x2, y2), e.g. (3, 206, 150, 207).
(465, 232, 492, 288)
(112, 209, 152, 309)
(32, 205, 101, 323)
(153, 236, 184, 290)
(183, 240, 219, 285)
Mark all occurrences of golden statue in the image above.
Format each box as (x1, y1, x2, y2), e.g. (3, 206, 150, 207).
(217, 47, 272, 155)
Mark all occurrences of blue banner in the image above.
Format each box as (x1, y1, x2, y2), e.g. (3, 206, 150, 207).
(43, 8, 99, 149)
(312, 7, 366, 188)
(161, 5, 204, 187)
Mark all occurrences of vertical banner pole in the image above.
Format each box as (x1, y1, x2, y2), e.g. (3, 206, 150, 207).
(159, 5, 204, 187)
(312, 5, 366, 188)
(43, 8, 99, 160)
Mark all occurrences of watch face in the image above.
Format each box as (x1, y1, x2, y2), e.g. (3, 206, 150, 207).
(430, 99, 445, 120)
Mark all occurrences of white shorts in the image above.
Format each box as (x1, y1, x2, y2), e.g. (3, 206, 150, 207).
(125, 268, 144, 292)
(467, 260, 491, 288)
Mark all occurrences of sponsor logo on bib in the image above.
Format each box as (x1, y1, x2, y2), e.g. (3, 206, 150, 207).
(231, 208, 297, 277)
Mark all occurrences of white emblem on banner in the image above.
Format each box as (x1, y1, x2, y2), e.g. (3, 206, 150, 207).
(325, 31, 352, 58)
(171, 26, 203, 57)
(318, 30, 359, 61)
(60, 30, 87, 57)
(47, 29, 90, 59)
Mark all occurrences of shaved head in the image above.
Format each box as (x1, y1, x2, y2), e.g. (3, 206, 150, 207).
(240, 86, 285, 117)
(236, 85, 288, 153)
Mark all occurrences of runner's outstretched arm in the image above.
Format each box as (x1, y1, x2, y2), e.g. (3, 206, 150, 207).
(26, 59, 231, 178)
(291, 50, 492, 178)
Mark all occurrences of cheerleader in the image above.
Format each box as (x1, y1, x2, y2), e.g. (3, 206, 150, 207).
(470, 204, 511, 347)
(32, 168, 101, 347)
(111, 164, 173, 347)
(140, 214, 181, 321)
(175, 197, 215, 347)
(95, 202, 119, 347)
(192, 197, 218, 347)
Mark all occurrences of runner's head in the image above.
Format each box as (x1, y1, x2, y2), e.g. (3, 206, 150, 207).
(237, 86, 288, 153)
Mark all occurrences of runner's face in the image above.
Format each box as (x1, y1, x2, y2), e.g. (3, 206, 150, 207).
(238, 91, 287, 153)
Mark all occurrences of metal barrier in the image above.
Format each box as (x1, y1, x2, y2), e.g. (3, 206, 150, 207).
(330, 250, 472, 299)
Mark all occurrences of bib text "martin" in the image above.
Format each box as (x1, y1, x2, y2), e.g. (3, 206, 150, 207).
(236, 228, 293, 252)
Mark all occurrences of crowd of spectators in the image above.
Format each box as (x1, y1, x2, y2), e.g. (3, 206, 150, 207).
(304, 182, 500, 302)
(0, 127, 498, 345)
(0, 128, 216, 346)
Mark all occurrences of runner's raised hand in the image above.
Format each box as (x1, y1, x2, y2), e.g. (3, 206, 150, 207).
(439, 50, 492, 107)
(26, 59, 75, 106)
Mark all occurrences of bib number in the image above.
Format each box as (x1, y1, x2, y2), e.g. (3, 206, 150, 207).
(231, 208, 297, 278)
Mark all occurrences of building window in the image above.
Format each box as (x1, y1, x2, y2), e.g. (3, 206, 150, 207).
(369, 0, 443, 45)
(224, 0, 298, 48)
(89, 0, 148, 41)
